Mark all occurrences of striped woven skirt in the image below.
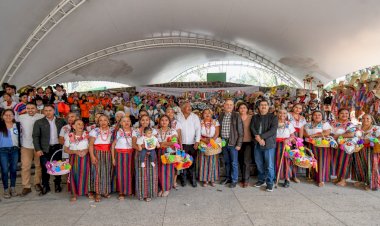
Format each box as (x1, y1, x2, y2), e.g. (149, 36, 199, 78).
(310, 144, 332, 183)
(331, 148, 338, 176)
(365, 148, 380, 190)
(351, 148, 368, 183)
(197, 152, 220, 182)
(275, 141, 292, 180)
(68, 153, 90, 196)
(335, 148, 352, 180)
(157, 148, 175, 192)
(135, 151, 158, 200)
(115, 150, 134, 196)
(88, 149, 113, 195)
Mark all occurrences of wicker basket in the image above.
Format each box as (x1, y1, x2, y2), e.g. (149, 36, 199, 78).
(313, 136, 330, 148)
(199, 138, 222, 156)
(45, 149, 71, 176)
(293, 147, 317, 171)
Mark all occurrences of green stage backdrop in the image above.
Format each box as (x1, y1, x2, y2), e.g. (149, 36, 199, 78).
(207, 72, 226, 82)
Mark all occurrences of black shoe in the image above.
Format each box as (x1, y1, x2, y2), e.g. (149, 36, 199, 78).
(283, 180, 290, 188)
(39, 186, 50, 196)
(191, 181, 197, 188)
(254, 181, 266, 187)
(230, 182, 237, 188)
(55, 184, 62, 193)
(220, 179, 231, 185)
(35, 184, 42, 192)
(180, 177, 186, 187)
(266, 184, 274, 192)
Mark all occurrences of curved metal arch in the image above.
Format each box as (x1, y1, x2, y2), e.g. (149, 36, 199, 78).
(32, 35, 302, 87)
(1, 0, 86, 84)
(171, 60, 283, 84)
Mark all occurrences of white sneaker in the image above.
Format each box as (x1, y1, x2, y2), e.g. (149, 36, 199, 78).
(151, 162, 155, 167)
(141, 163, 145, 168)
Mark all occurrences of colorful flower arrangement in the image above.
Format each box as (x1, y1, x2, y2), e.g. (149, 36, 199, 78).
(46, 159, 71, 175)
(284, 138, 318, 170)
(160, 137, 193, 170)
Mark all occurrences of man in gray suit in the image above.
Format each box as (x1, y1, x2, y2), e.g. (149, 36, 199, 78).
(33, 105, 66, 195)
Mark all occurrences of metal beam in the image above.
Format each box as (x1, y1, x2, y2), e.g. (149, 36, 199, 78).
(0, 0, 86, 85)
(32, 35, 302, 87)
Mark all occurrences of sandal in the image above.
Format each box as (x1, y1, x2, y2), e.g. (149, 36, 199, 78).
(318, 182, 324, 187)
(210, 182, 216, 187)
(336, 180, 347, 187)
(88, 193, 94, 200)
(145, 198, 151, 202)
(95, 194, 101, 202)
(158, 191, 163, 197)
(70, 196, 77, 202)
(162, 191, 170, 197)
(203, 182, 208, 187)
(118, 194, 125, 200)
(103, 193, 111, 199)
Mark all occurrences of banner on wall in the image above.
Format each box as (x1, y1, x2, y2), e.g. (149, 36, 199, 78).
(136, 86, 260, 97)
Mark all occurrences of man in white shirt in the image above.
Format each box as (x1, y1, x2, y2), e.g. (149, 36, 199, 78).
(177, 102, 201, 187)
(19, 103, 44, 196)
(112, 92, 124, 106)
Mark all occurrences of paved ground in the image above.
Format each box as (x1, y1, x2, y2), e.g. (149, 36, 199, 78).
(0, 177, 379, 226)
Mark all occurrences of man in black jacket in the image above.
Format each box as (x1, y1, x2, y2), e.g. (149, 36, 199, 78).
(219, 99, 243, 188)
(33, 105, 66, 195)
(250, 100, 278, 192)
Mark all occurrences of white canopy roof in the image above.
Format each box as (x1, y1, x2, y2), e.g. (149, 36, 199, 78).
(1, 0, 380, 87)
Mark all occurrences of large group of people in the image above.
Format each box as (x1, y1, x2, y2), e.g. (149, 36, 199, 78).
(0, 81, 379, 203)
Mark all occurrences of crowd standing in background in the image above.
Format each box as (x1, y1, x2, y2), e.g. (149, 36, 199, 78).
(0, 80, 379, 203)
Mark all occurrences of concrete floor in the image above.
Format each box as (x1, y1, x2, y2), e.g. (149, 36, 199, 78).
(0, 178, 379, 226)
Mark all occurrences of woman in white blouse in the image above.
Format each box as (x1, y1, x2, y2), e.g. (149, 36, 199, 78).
(354, 114, 380, 190)
(156, 115, 178, 197)
(198, 109, 220, 187)
(111, 116, 134, 200)
(288, 103, 307, 183)
(304, 111, 332, 187)
(88, 115, 114, 202)
(63, 119, 89, 202)
(275, 109, 296, 188)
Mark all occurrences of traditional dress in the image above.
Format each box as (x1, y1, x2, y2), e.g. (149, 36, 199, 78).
(88, 127, 113, 195)
(156, 128, 178, 192)
(64, 132, 90, 196)
(330, 121, 356, 179)
(133, 128, 158, 200)
(275, 121, 295, 181)
(352, 125, 380, 190)
(287, 113, 307, 177)
(197, 120, 220, 183)
(114, 128, 134, 196)
(305, 122, 332, 184)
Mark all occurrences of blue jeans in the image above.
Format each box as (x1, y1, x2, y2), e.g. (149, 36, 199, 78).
(222, 145, 239, 183)
(254, 144, 275, 186)
(0, 147, 19, 190)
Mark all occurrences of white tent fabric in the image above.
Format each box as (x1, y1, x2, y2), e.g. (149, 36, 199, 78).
(1, 0, 380, 87)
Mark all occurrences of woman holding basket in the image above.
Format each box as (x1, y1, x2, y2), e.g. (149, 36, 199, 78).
(287, 103, 307, 183)
(275, 109, 296, 188)
(304, 111, 332, 187)
(354, 114, 380, 190)
(156, 115, 178, 197)
(111, 116, 134, 200)
(198, 108, 221, 187)
(63, 119, 90, 202)
(88, 115, 114, 202)
(330, 108, 355, 187)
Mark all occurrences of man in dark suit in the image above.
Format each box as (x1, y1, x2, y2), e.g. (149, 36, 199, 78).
(33, 105, 66, 195)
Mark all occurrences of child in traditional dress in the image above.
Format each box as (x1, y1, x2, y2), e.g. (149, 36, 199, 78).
(137, 127, 160, 167)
